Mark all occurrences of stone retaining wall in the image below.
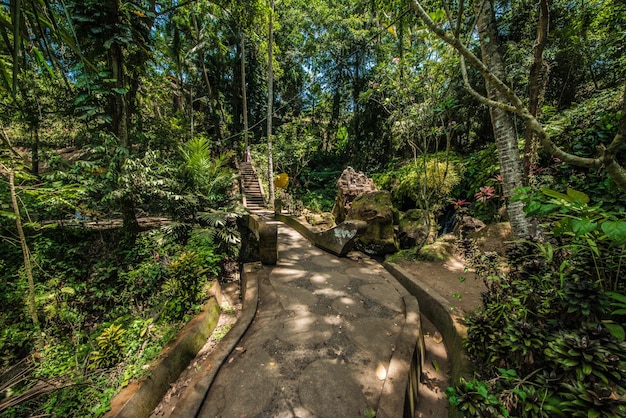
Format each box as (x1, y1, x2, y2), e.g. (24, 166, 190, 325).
(106, 284, 224, 417)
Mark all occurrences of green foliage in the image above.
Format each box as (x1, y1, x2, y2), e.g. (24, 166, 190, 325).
(446, 378, 508, 417)
(179, 136, 238, 211)
(194, 212, 241, 259)
(212, 324, 232, 341)
(516, 187, 626, 291)
(89, 323, 127, 370)
(454, 190, 626, 416)
(543, 89, 626, 212)
(374, 155, 460, 211)
(160, 251, 209, 321)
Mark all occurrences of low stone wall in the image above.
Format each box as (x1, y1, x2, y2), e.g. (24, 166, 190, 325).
(275, 213, 366, 257)
(384, 262, 471, 418)
(239, 214, 278, 265)
(168, 262, 261, 418)
(106, 284, 224, 418)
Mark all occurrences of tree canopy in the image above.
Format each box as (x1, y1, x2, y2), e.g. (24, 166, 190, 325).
(1, 0, 625, 416)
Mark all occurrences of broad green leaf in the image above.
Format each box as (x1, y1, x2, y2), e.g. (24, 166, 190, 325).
(477, 383, 488, 398)
(601, 221, 626, 244)
(566, 188, 590, 204)
(606, 291, 626, 304)
(604, 323, 625, 342)
(523, 200, 543, 215)
(538, 203, 560, 216)
(541, 188, 570, 201)
(571, 218, 597, 236)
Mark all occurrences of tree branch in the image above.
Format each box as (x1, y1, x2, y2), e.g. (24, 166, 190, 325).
(410, 0, 626, 192)
(460, 57, 517, 113)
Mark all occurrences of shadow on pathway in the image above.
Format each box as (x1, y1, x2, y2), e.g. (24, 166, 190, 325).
(170, 221, 421, 418)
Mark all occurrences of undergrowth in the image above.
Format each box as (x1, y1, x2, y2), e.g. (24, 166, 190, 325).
(447, 188, 626, 417)
(0, 225, 230, 417)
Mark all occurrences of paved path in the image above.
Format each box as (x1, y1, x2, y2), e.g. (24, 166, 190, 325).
(187, 221, 420, 418)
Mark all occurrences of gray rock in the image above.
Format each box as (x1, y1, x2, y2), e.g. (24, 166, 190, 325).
(346, 191, 398, 255)
(332, 167, 378, 223)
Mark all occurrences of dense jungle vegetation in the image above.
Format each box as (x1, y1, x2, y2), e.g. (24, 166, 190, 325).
(0, 0, 625, 416)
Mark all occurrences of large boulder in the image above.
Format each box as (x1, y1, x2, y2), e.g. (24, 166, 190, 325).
(346, 191, 398, 255)
(332, 167, 378, 223)
(453, 215, 486, 237)
(398, 209, 435, 249)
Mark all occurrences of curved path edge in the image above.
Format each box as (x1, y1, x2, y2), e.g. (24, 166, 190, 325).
(168, 263, 261, 418)
(383, 262, 472, 385)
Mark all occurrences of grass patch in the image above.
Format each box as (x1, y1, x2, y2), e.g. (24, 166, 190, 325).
(213, 324, 232, 341)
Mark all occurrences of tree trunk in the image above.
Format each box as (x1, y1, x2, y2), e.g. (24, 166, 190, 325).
(31, 125, 39, 176)
(523, 0, 550, 181)
(241, 32, 249, 154)
(267, 0, 275, 207)
(108, 1, 137, 236)
(108, 15, 129, 150)
(475, 0, 530, 237)
(192, 12, 224, 142)
(8, 168, 38, 326)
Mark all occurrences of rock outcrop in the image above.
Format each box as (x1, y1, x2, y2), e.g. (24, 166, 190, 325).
(398, 209, 434, 249)
(453, 215, 486, 237)
(346, 191, 398, 255)
(331, 167, 378, 224)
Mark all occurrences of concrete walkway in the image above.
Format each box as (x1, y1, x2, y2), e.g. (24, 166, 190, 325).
(174, 221, 421, 418)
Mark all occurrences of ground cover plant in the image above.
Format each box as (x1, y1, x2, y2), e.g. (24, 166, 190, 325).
(448, 188, 626, 417)
(0, 224, 231, 417)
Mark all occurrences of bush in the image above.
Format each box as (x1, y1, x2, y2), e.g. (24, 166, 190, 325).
(374, 155, 461, 211)
(160, 251, 208, 321)
(450, 189, 626, 416)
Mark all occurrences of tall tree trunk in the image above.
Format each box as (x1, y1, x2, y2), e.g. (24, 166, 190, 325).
(524, 0, 550, 181)
(31, 124, 39, 176)
(108, 1, 138, 236)
(267, 0, 275, 207)
(108, 40, 129, 147)
(8, 168, 38, 326)
(191, 13, 223, 141)
(241, 32, 250, 155)
(475, 0, 530, 237)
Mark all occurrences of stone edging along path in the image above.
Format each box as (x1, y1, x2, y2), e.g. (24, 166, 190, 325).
(106, 284, 225, 417)
(106, 264, 259, 418)
(107, 215, 471, 417)
(383, 262, 471, 385)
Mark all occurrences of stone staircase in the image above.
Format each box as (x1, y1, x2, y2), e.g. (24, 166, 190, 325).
(240, 162, 265, 210)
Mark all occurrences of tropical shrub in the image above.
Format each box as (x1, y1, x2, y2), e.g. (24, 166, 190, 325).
(374, 155, 461, 211)
(160, 251, 209, 321)
(89, 323, 127, 370)
(179, 136, 238, 211)
(449, 189, 626, 416)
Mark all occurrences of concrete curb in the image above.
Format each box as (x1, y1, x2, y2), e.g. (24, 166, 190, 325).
(377, 292, 423, 418)
(167, 262, 261, 418)
(383, 261, 471, 386)
(275, 213, 316, 241)
(106, 284, 223, 418)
